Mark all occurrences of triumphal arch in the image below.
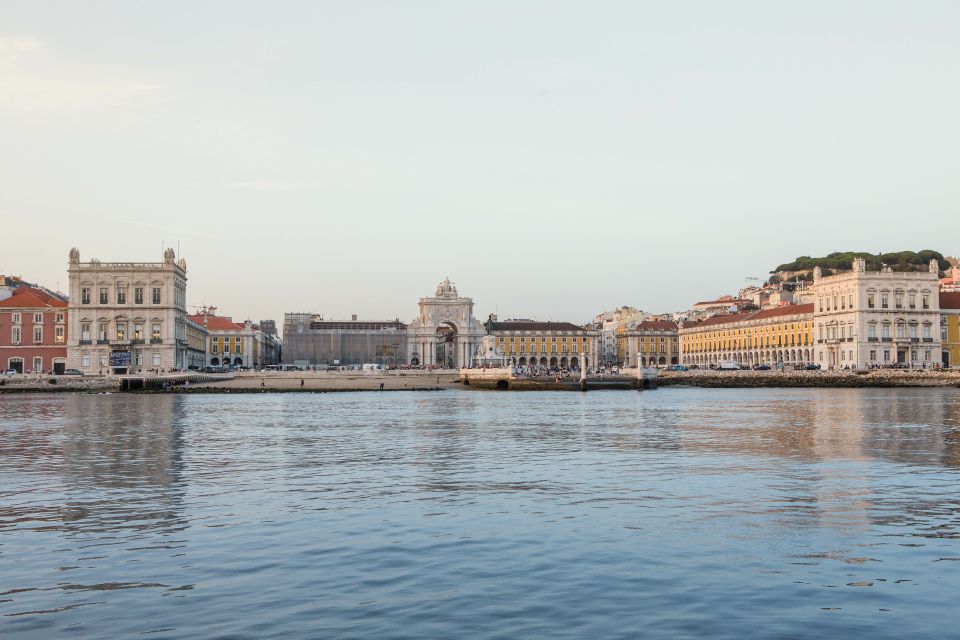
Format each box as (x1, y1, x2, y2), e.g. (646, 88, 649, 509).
(408, 278, 484, 368)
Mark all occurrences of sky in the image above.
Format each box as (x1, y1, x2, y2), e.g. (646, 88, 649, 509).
(2, 1, 959, 330)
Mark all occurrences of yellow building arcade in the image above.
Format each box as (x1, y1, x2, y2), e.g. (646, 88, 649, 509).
(679, 304, 814, 367)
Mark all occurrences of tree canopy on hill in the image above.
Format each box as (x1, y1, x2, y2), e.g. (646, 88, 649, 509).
(773, 251, 948, 275)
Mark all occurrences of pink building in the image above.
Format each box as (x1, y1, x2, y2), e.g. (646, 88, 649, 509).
(0, 286, 68, 373)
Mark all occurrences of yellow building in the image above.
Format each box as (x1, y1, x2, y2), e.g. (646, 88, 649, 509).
(484, 318, 598, 369)
(616, 320, 679, 367)
(679, 303, 814, 367)
(940, 292, 960, 368)
(188, 313, 253, 368)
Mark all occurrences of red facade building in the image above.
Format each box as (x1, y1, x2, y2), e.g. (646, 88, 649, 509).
(0, 286, 68, 373)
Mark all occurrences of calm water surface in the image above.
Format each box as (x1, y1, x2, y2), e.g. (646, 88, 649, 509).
(2, 388, 960, 638)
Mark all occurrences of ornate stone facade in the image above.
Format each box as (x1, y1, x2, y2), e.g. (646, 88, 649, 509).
(66, 248, 188, 373)
(812, 259, 942, 368)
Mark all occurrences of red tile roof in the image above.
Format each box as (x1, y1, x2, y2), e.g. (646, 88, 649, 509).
(489, 321, 586, 332)
(187, 314, 245, 332)
(940, 292, 960, 310)
(635, 320, 678, 331)
(682, 303, 813, 330)
(0, 286, 67, 309)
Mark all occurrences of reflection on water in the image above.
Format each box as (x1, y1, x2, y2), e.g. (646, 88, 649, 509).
(1, 388, 959, 639)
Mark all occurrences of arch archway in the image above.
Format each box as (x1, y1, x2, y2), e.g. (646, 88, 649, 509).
(549, 356, 558, 368)
(211, 357, 220, 366)
(570, 357, 579, 369)
(435, 322, 458, 369)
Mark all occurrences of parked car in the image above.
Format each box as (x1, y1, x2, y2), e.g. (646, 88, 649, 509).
(804, 363, 821, 370)
(753, 364, 771, 370)
(718, 361, 740, 371)
(2, 369, 17, 376)
(668, 364, 688, 371)
(60, 369, 84, 376)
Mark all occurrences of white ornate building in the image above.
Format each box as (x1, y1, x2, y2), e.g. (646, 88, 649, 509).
(66, 247, 188, 373)
(408, 278, 484, 368)
(813, 258, 942, 368)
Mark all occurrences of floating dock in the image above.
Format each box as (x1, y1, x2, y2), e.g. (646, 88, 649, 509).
(459, 367, 658, 391)
(118, 372, 234, 391)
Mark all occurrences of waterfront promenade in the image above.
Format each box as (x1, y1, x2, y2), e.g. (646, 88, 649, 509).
(5, 368, 960, 393)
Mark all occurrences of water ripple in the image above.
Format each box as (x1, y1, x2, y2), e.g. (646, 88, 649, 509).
(1, 388, 960, 638)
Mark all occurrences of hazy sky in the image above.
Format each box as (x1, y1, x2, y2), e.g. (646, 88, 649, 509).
(3, 1, 959, 329)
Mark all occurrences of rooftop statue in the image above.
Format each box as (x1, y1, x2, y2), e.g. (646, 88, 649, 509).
(435, 277, 457, 298)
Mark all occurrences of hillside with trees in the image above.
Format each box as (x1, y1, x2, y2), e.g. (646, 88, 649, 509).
(772, 251, 948, 279)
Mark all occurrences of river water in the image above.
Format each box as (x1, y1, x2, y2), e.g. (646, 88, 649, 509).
(2, 388, 959, 639)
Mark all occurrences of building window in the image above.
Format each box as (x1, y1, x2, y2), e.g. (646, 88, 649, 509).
(135, 288, 144, 304)
(152, 288, 161, 304)
(56, 312, 64, 323)
(895, 292, 903, 309)
(33, 326, 42, 343)
(99, 354, 107, 367)
(34, 312, 43, 323)
(152, 323, 161, 340)
(81, 323, 91, 341)
(99, 322, 108, 341)
(923, 295, 930, 309)
(116, 324, 126, 341)
(909, 294, 916, 309)
(152, 353, 161, 366)
(881, 294, 888, 309)
(212, 343, 219, 354)
(943, 325, 948, 340)
(896, 323, 905, 339)
(925, 350, 931, 361)
(923, 324, 931, 339)
(81, 288, 90, 304)
(868, 324, 876, 338)
(117, 288, 126, 304)
(12, 312, 20, 325)
(11, 327, 20, 344)
(882, 324, 890, 339)
(133, 323, 143, 341)
(870, 350, 876, 361)
(883, 349, 890, 362)
(136, 353, 142, 366)
(868, 294, 875, 309)
(81, 354, 90, 368)
(55, 326, 64, 344)
(100, 288, 108, 304)
(849, 295, 853, 309)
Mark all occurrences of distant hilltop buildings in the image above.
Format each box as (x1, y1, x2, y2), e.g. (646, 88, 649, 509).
(3, 248, 960, 374)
